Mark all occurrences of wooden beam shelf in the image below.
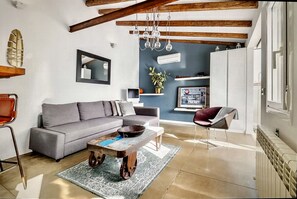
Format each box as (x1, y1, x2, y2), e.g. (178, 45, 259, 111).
(0, 65, 25, 78)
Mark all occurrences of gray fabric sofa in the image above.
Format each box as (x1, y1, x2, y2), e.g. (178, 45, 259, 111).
(29, 101, 159, 160)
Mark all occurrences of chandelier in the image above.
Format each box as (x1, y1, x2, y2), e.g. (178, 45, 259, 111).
(132, 8, 173, 52)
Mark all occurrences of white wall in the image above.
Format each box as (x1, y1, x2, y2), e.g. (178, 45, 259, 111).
(260, 2, 297, 151)
(0, 0, 139, 159)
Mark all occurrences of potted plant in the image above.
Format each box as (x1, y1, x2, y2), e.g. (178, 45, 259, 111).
(148, 67, 169, 94)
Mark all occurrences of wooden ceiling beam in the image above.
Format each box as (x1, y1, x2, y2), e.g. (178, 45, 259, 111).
(99, 1, 258, 15)
(140, 38, 242, 46)
(86, 0, 132, 7)
(117, 20, 252, 27)
(130, 31, 248, 39)
(70, 0, 177, 32)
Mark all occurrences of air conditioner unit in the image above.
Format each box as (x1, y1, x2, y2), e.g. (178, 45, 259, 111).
(157, 53, 181, 65)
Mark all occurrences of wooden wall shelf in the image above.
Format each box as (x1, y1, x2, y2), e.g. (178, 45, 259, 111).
(0, 65, 25, 78)
(175, 76, 210, 81)
(140, 93, 164, 96)
(174, 107, 200, 112)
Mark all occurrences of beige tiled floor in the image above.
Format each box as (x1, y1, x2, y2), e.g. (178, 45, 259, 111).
(0, 123, 257, 198)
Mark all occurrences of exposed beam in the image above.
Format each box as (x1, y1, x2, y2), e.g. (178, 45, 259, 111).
(86, 0, 132, 7)
(117, 20, 252, 27)
(70, 0, 177, 32)
(99, 1, 258, 15)
(129, 31, 248, 39)
(140, 38, 242, 46)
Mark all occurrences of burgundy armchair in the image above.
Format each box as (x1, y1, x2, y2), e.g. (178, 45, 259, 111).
(193, 107, 238, 148)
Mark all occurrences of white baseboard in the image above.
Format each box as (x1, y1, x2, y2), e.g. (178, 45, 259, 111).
(160, 119, 195, 126)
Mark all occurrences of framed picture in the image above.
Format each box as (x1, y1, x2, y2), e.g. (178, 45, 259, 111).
(177, 86, 209, 108)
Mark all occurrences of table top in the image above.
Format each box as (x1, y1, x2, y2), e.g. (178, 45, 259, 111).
(87, 128, 157, 157)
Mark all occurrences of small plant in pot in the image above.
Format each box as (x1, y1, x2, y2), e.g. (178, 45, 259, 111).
(148, 67, 169, 94)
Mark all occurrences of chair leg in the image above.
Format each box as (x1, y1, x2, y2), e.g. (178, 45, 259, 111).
(205, 128, 218, 148)
(224, 130, 229, 143)
(7, 126, 27, 189)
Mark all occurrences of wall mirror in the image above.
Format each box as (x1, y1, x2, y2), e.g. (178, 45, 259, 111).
(76, 50, 111, 85)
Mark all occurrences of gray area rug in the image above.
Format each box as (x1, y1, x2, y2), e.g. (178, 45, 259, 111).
(57, 142, 180, 199)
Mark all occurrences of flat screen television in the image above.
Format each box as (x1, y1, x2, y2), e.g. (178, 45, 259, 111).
(126, 88, 140, 103)
(177, 86, 209, 108)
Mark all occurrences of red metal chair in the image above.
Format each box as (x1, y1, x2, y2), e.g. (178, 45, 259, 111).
(193, 107, 237, 148)
(0, 94, 27, 189)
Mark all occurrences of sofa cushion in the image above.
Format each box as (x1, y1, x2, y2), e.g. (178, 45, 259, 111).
(78, 101, 105, 120)
(47, 117, 123, 143)
(42, 103, 80, 128)
(110, 101, 118, 116)
(121, 115, 159, 126)
(115, 100, 123, 116)
(119, 102, 136, 116)
(103, 101, 113, 117)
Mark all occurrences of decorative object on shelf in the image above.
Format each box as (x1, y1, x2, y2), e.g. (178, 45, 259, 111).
(176, 75, 192, 78)
(236, 43, 241, 48)
(134, 8, 172, 52)
(177, 86, 209, 109)
(139, 88, 144, 94)
(148, 67, 169, 94)
(215, 46, 220, 51)
(7, 29, 24, 67)
(195, 72, 207, 77)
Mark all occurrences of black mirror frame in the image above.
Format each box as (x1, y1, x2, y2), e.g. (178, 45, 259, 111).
(76, 49, 111, 85)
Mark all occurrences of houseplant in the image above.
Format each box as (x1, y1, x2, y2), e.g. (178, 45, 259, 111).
(148, 67, 169, 94)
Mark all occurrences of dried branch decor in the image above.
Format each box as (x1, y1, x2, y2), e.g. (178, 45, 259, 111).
(7, 29, 24, 67)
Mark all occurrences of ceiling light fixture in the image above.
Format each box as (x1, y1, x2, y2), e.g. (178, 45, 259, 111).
(133, 8, 173, 52)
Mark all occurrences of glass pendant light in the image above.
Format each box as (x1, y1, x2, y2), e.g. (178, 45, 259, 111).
(145, 38, 151, 48)
(166, 40, 172, 51)
(143, 28, 149, 39)
(139, 9, 173, 51)
(154, 39, 161, 49)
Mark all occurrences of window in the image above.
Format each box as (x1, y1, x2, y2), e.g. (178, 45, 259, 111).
(266, 2, 288, 113)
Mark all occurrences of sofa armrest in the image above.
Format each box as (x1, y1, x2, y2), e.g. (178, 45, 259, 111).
(29, 127, 65, 160)
(134, 107, 160, 118)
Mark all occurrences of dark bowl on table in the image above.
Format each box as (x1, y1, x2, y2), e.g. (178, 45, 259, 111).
(117, 125, 146, 138)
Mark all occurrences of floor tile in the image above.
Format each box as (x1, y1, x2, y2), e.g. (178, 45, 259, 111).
(164, 171, 257, 199)
(0, 184, 14, 198)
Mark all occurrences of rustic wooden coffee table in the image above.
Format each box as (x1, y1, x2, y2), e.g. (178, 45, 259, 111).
(87, 129, 157, 180)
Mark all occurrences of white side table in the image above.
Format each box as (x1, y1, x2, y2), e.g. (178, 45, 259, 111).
(146, 126, 164, 151)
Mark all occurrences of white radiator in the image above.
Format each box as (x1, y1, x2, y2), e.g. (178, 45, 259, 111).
(256, 126, 297, 198)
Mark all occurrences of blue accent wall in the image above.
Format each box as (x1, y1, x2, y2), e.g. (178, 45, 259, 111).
(139, 40, 218, 122)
